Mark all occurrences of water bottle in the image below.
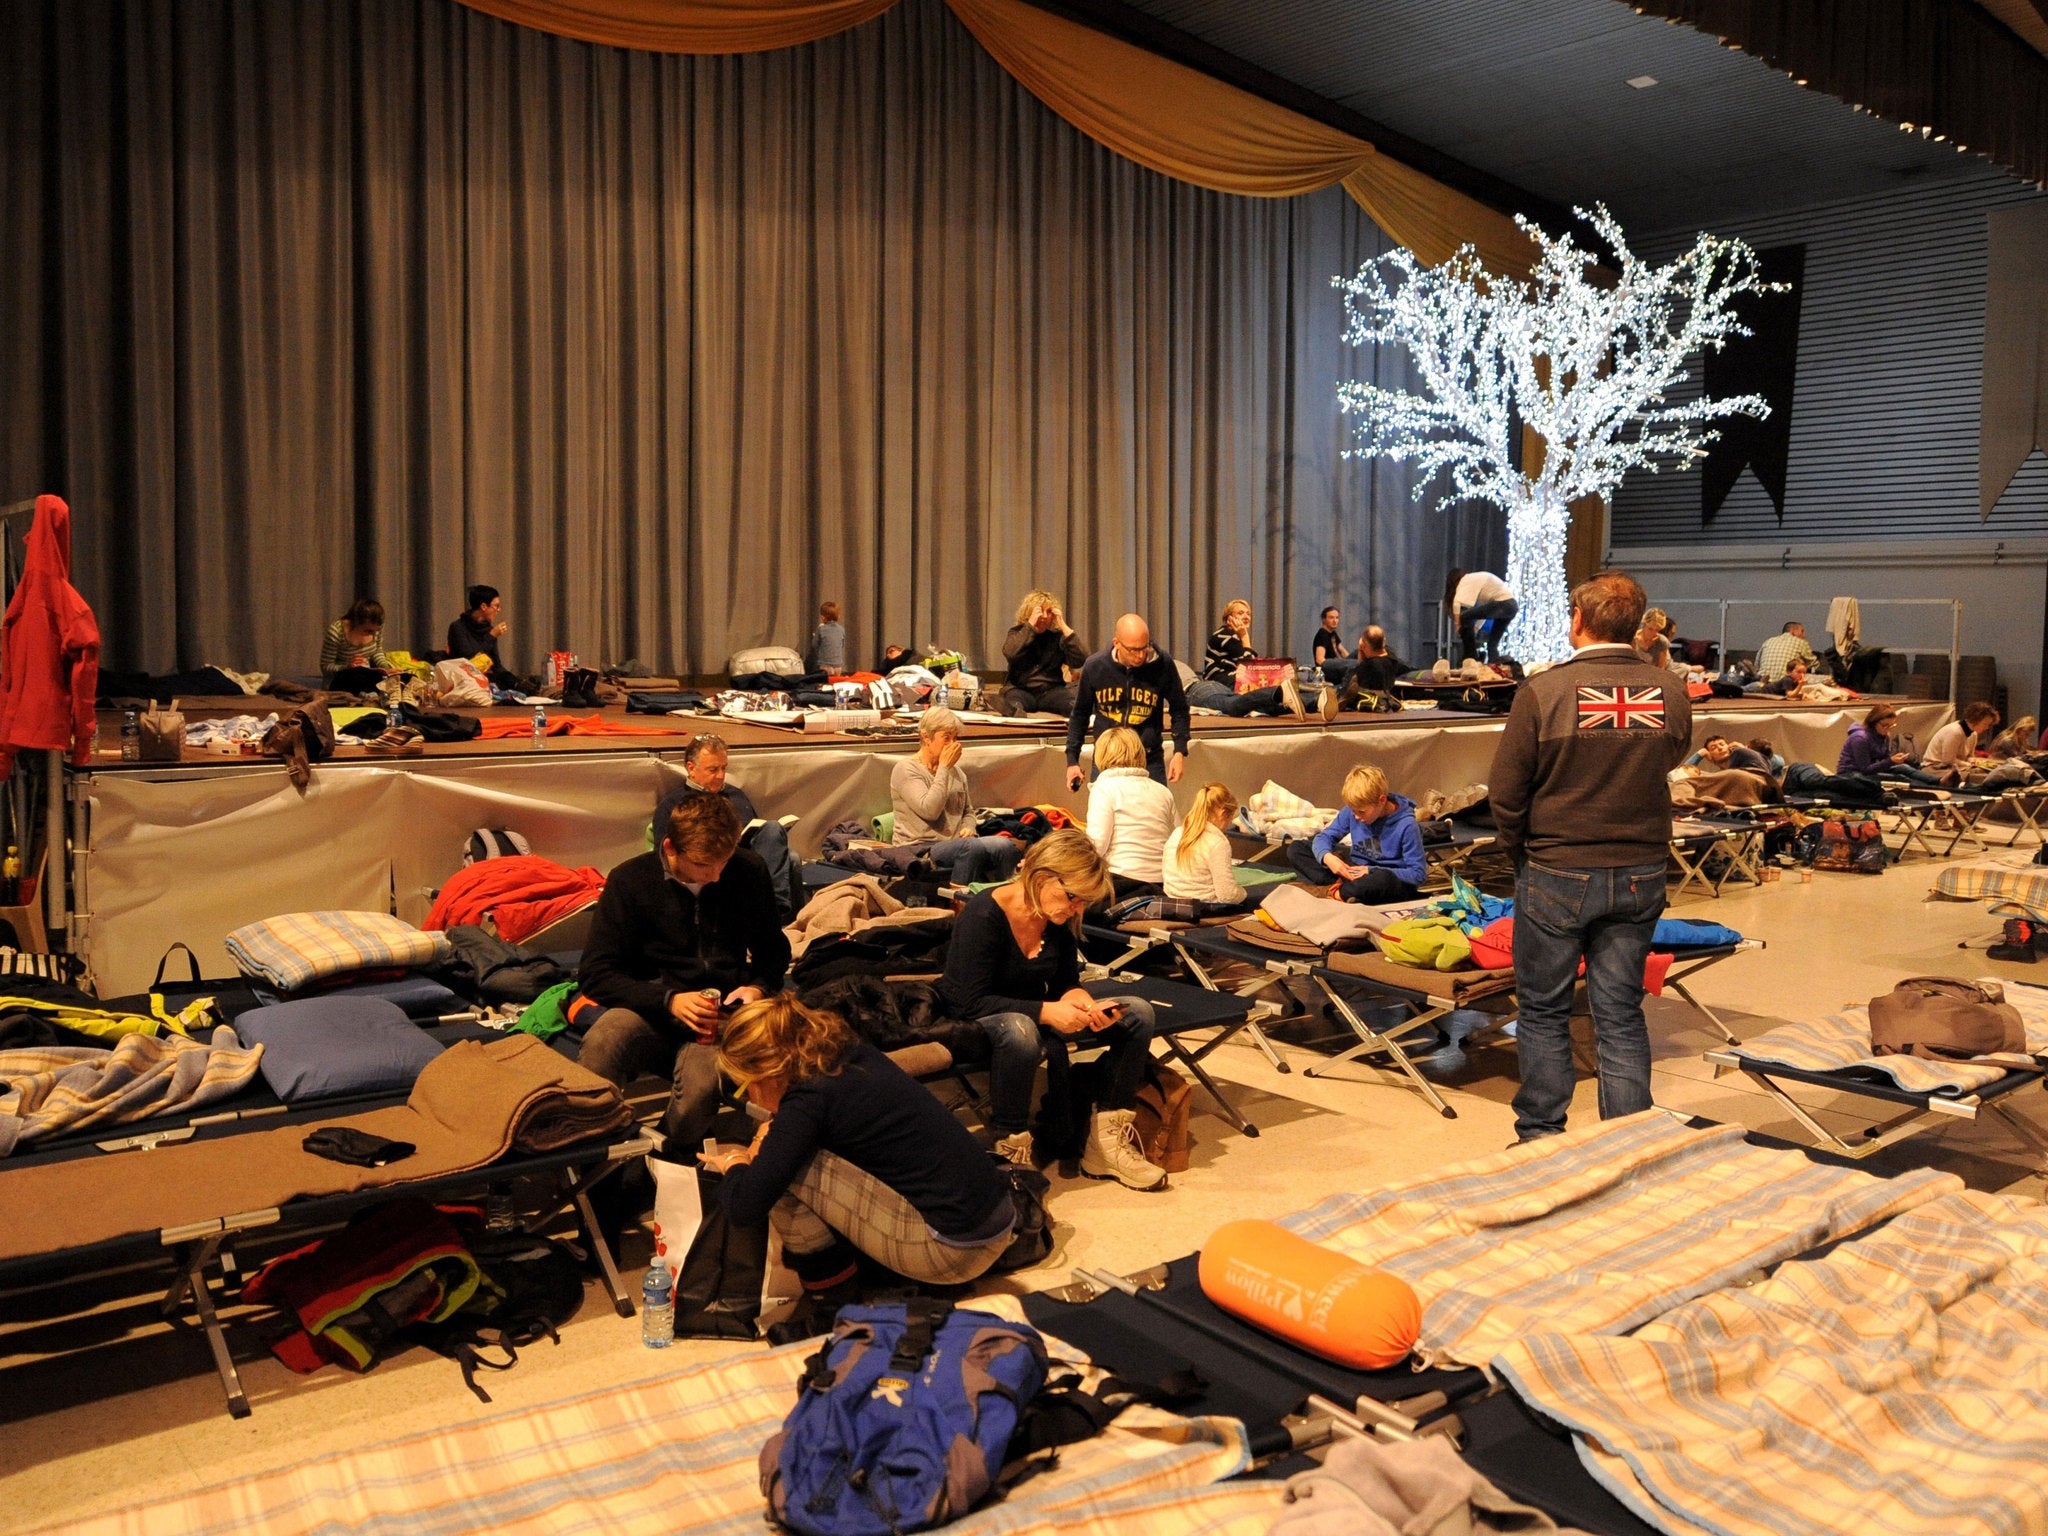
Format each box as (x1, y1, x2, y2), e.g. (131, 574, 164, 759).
(530, 702, 547, 750)
(121, 709, 140, 762)
(386, 700, 404, 733)
(641, 1245, 675, 1348)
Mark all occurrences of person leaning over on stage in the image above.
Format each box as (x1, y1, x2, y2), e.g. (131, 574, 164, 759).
(1311, 606, 1357, 688)
(703, 994, 1016, 1331)
(1065, 613, 1191, 789)
(890, 706, 1025, 886)
(936, 829, 1167, 1190)
(1925, 701, 1999, 770)
(1162, 783, 1250, 909)
(1187, 599, 1314, 720)
(653, 733, 800, 920)
(577, 792, 789, 1161)
(320, 599, 395, 685)
(1084, 726, 1177, 896)
(1445, 569, 1518, 664)
(1490, 569, 1690, 1143)
(1754, 620, 1819, 681)
(1000, 589, 1088, 716)
(1286, 763, 1426, 903)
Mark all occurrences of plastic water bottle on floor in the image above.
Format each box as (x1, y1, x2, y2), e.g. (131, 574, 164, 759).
(642, 1241, 674, 1348)
(530, 702, 547, 750)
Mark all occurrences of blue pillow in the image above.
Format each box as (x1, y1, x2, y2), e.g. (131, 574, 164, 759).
(252, 973, 467, 1021)
(233, 996, 444, 1104)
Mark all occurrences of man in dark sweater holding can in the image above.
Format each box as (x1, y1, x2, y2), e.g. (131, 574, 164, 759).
(578, 792, 791, 1159)
(1490, 570, 1689, 1143)
(1065, 612, 1192, 789)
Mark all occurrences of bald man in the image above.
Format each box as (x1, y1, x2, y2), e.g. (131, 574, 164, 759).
(1065, 613, 1192, 789)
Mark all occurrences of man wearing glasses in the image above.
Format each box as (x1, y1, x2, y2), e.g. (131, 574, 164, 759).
(1064, 613, 1191, 790)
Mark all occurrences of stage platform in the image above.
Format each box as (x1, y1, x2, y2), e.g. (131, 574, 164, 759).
(70, 696, 1947, 995)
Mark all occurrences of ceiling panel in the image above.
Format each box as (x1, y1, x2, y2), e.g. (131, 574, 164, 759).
(1118, 0, 2001, 232)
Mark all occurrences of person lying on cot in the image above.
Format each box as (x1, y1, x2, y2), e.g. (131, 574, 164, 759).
(1682, 734, 1771, 773)
(1285, 764, 1426, 904)
(653, 733, 800, 920)
(1161, 782, 1250, 911)
(320, 598, 395, 687)
(577, 792, 789, 1163)
(703, 993, 1015, 1337)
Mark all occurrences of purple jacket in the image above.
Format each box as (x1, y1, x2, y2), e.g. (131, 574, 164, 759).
(1837, 724, 1900, 777)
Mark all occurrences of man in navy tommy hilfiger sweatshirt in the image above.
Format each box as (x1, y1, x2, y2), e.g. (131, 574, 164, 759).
(1064, 613, 1191, 790)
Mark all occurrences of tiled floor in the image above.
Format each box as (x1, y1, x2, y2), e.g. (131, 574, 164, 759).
(6, 845, 2045, 1531)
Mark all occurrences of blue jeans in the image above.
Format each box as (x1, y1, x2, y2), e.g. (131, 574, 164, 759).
(979, 995, 1159, 1135)
(1510, 860, 1665, 1140)
(1286, 838, 1418, 904)
(1319, 658, 1359, 689)
(926, 835, 1023, 886)
(1187, 679, 1290, 717)
(1459, 598, 1518, 663)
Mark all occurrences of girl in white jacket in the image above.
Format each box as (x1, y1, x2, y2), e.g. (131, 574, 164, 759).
(1085, 727, 1177, 893)
(1161, 783, 1250, 908)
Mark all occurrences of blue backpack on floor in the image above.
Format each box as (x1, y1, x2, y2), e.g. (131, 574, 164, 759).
(760, 1299, 1048, 1536)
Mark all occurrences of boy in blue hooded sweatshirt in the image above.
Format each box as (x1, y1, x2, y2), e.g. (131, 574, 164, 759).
(1287, 764, 1427, 903)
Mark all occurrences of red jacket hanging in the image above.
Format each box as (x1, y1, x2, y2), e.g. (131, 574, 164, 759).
(423, 855, 607, 946)
(0, 495, 100, 771)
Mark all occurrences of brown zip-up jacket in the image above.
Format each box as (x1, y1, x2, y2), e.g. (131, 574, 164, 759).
(1489, 643, 1690, 869)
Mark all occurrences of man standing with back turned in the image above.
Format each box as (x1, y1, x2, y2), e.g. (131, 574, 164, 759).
(1489, 570, 1689, 1142)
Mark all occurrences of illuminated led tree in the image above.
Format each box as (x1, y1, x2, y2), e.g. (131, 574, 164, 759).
(1336, 205, 1780, 661)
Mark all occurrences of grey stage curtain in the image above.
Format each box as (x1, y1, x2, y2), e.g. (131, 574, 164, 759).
(0, 0, 1499, 678)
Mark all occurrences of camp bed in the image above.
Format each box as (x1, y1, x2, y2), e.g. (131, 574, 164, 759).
(0, 1036, 653, 1420)
(1668, 815, 1765, 897)
(1421, 821, 1497, 891)
(1882, 786, 2002, 859)
(1081, 975, 1276, 1138)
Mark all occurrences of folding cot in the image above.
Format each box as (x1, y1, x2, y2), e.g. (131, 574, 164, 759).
(1704, 981, 2048, 1169)
(0, 1028, 653, 1419)
(1421, 821, 1497, 891)
(1882, 785, 2003, 859)
(1667, 813, 1766, 897)
(1930, 853, 2048, 916)
(1143, 922, 1763, 1118)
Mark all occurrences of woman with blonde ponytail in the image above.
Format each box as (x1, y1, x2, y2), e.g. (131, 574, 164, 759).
(704, 995, 1017, 1328)
(1161, 784, 1249, 907)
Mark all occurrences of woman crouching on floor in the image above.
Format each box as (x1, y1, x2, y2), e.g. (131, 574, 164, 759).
(938, 827, 1170, 1191)
(704, 994, 1016, 1325)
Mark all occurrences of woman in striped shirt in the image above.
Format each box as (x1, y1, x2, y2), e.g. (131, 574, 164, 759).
(320, 598, 394, 684)
(1185, 599, 1305, 718)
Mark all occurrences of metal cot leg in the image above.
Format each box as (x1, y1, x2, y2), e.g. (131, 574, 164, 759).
(1301, 974, 1457, 1118)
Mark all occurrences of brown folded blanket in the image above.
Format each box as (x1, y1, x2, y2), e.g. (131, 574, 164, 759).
(0, 1035, 632, 1263)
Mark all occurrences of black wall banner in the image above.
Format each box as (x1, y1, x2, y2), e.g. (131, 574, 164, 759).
(1703, 243, 1805, 522)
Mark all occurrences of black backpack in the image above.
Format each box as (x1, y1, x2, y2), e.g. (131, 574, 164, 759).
(412, 1228, 589, 1402)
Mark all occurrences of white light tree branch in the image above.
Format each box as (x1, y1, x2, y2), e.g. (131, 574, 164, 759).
(1337, 205, 1781, 661)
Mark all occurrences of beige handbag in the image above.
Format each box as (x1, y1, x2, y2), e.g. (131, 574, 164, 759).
(136, 704, 185, 763)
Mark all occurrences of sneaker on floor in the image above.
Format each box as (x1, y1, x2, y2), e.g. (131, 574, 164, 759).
(1079, 1107, 1167, 1191)
(993, 1131, 1035, 1167)
(1318, 684, 1341, 723)
(1279, 673, 1306, 719)
(1431, 657, 1452, 682)
(365, 725, 425, 755)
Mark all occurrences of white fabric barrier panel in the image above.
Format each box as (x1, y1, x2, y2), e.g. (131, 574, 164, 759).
(77, 700, 1944, 995)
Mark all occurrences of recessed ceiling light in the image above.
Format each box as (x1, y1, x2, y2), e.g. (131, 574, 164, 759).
(1627, 74, 1658, 89)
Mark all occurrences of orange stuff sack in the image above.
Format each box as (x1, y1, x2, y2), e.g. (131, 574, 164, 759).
(1197, 1220, 1420, 1369)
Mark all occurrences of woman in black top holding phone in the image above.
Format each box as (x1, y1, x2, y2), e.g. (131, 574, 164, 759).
(937, 829, 1169, 1191)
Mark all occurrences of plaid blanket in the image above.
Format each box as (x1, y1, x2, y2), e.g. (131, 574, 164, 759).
(1931, 855, 2048, 915)
(1282, 1111, 1957, 1369)
(35, 1298, 1249, 1536)
(0, 1027, 263, 1156)
(225, 911, 453, 993)
(1733, 976, 2048, 1094)
(1496, 1188, 2048, 1536)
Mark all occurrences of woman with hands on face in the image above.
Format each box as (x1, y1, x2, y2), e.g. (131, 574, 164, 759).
(888, 706, 1024, 886)
(1000, 589, 1088, 717)
(936, 829, 1170, 1191)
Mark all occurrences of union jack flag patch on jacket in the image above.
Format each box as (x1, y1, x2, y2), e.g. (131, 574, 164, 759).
(1576, 684, 1666, 730)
